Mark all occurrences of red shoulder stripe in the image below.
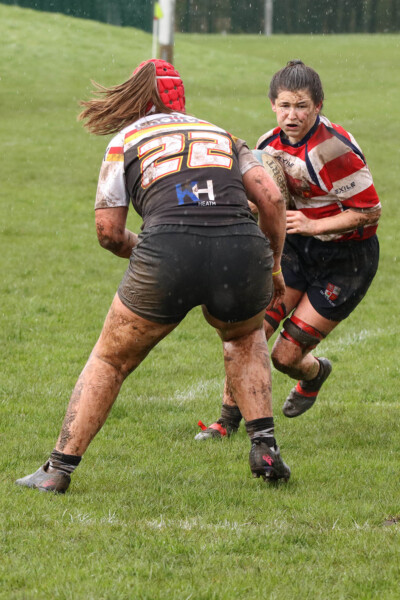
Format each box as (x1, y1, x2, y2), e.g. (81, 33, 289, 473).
(108, 146, 124, 154)
(319, 152, 365, 190)
(340, 184, 380, 209)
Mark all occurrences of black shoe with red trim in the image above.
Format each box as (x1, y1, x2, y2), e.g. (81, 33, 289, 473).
(194, 419, 239, 441)
(282, 357, 332, 418)
(249, 439, 290, 482)
(15, 461, 71, 493)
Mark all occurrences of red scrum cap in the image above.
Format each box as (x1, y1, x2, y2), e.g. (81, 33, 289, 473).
(133, 58, 185, 113)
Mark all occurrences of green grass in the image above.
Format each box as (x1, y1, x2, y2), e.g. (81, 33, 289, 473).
(1, 4, 400, 599)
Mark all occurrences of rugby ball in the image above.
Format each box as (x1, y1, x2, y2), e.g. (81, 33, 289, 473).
(252, 150, 293, 208)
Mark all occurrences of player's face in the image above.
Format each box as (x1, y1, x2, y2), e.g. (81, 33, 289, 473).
(271, 89, 322, 144)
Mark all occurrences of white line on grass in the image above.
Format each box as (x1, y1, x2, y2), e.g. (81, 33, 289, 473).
(172, 377, 223, 406)
(143, 516, 400, 533)
(131, 378, 224, 407)
(323, 401, 399, 408)
(145, 516, 297, 533)
(132, 327, 394, 408)
(61, 509, 118, 524)
(321, 327, 394, 353)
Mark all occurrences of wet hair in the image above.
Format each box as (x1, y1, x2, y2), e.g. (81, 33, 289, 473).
(78, 62, 175, 135)
(268, 60, 324, 107)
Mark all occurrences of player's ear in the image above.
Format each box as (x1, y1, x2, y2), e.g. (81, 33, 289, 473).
(270, 99, 277, 113)
(315, 102, 322, 114)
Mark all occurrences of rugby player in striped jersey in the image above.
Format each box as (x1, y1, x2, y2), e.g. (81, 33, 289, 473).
(196, 60, 381, 440)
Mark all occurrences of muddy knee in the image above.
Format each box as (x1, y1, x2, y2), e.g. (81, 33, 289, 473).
(271, 346, 294, 374)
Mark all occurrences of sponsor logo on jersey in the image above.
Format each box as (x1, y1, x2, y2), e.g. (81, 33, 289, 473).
(280, 157, 295, 169)
(176, 180, 216, 206)
(334, 181, 356, 195)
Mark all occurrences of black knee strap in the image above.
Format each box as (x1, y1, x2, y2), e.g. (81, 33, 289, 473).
(281, 315, 324, 350)
(264, 303, 287, 331)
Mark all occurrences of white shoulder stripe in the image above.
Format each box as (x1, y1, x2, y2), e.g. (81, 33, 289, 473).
(331, 166, 375, 198)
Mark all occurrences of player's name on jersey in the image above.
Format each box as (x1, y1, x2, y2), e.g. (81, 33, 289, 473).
(136, 113, 211, 129)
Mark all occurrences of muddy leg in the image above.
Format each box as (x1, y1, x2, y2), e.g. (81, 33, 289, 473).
(56, 294, 178, 456)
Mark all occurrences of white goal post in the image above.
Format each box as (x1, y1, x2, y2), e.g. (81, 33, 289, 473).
(158, 0, 176, 63)
(265, 0, 273, 36)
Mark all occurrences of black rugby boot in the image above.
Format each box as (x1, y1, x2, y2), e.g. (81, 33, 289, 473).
(15, 461, 71, 493)
(282, 357, 332, 418)
(249, 439, 290, 482)
(195, 419, 239, 440)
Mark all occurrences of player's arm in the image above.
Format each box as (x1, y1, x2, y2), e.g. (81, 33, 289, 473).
(242, 165, 286, 306)
(95, 207, 138, 258)
(286, 205, 381, 236)
(232, 136, 260, 216)
(94, 135, 139, 257)
(291, 136, 382, 236)
(235, 139, 286, 270)
(243, 166, 286, 267)
(237, 139, 286, 305)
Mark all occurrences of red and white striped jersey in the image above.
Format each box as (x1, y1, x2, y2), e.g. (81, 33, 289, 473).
(257, 115, 380, 242)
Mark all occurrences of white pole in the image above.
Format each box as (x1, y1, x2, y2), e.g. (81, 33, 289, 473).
(265, 0, 273, 36)
(158, 0, 176, 63)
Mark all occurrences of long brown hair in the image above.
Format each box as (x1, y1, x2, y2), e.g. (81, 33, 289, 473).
(78, 62, 175, 135)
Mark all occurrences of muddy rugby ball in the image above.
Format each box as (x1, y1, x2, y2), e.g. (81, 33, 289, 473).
(252, 150, 293, 208)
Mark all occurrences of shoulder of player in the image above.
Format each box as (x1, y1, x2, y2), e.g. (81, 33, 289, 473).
(229, 135, 250, 153)
(103, 130, 125, 162)
(312, 116, 358, 151)
(256, 126, 280, 150)
(123, 114, 233, 150)
(306, 116, 366, 167)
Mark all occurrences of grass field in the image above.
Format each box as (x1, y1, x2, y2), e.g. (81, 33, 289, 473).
(1, 4, 400, 598)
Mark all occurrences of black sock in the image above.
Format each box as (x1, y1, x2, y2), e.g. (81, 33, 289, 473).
(219, 403, 242, 428)
(49, 449, 82, 475)
(245, 417, 275, 448)
(301, 358, 323, 390)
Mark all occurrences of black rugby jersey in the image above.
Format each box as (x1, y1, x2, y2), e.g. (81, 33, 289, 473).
(95, 113, 257, 229)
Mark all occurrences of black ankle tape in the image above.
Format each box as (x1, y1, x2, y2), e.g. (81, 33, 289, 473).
(300, 358, 328, 391)
(245, 417, 274, 436)
(51, 450, 82, 465)
(245, 418, 275, 447)
(220, 403, 242, 426)
(49, 449, 82, 474)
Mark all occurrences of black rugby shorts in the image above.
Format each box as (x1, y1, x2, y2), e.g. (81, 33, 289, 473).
(282, 234, 379, 321)
(118, 223, 274, 324)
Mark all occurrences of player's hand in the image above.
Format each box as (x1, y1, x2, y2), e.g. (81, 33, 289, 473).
(286, 210, 317, 236)
(267, 272, 286, 310)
